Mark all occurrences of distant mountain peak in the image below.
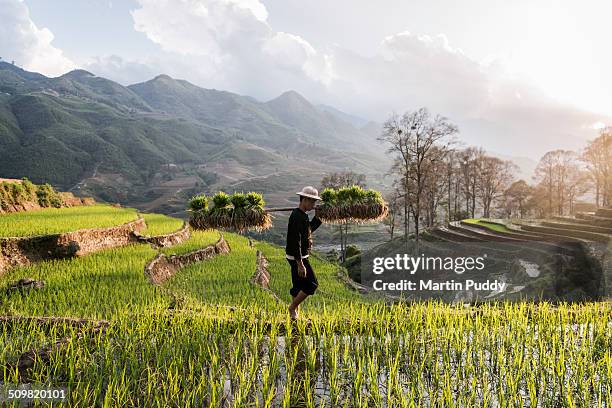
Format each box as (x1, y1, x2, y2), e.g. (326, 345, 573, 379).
(267, 90, 314, 112)
(271, 89, 309, 103)
(62, 69, 95, 79)
(152, 74, 174, 82)
(0, 61, 48, 80)
(278, 89, 302, 98)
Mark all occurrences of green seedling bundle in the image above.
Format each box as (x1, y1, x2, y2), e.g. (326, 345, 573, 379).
(188, 186, 388, 231)
(188, 191, 272, 232)
(317, 185, 388, 224)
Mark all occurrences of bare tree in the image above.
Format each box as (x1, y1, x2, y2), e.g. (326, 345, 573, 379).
(458, 147, 485, 218)
(527, 184, 549, 218)
(378, 108, 457, 244)
(477, 156, 516, 218)
(534, 150, 582, 216)
(321, 172, 366, 190)
(423, 145, 450, 227)
(320, 171, 366, 262)
(382, 187, 402, 240)
(566, 167, 591, 214)
(502, 180, 534, 218)
(386, 158, 414, 242)
(582, 127, 612, 207)
(443, 149, 462, 222)
(534, 151, 556, 216)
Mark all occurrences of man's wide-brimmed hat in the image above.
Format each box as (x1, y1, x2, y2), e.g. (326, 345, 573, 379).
(296, 186, 321, 200)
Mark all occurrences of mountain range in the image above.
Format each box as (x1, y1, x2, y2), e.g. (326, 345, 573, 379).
(0, 62, 389, 221)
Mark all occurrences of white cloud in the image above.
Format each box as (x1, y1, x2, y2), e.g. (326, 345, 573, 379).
(124, 0, 610, 159)
(0, 0, 76, 76)
(130, 0, 331, 95)
(83, 55, 162, 85)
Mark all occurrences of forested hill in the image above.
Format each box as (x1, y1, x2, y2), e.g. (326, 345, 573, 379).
(0, 62, 387, 215)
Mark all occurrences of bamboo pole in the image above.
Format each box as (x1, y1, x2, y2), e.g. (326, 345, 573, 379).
(264, 206, 323, 212)
(264, 206, 310, 212)
(263, 207, 295, 212)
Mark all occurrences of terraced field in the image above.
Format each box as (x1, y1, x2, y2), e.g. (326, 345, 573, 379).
(426, 208, 612, 302)
(0, 206, 610, 407)
(0, 204, 139, 237)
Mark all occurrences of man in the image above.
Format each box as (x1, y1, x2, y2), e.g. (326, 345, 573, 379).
(286, 186, 323, 319)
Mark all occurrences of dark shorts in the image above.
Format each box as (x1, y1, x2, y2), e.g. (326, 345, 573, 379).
(287, 257, 318, 297)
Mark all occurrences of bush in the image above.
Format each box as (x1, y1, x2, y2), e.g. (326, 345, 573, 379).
(0, 178, 57, 208)
(21, 177, 36, 197)
(36, 183, 64, 208)
(345, 244, 361, 258)
(325, 248, 339, 262)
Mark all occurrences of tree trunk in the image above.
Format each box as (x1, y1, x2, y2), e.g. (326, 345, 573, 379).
(404, 197, 408, 242)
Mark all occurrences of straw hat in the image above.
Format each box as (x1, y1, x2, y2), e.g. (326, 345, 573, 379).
(296, 186, 321, 200)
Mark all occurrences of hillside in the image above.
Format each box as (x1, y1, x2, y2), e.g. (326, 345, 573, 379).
(0, 62, 389, 221)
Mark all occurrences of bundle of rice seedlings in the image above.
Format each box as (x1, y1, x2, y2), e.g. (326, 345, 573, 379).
(188, 195, 208, 211)
(187, 194, 209, 229)
(206, 191, 233, 229)
(241, 192, 272, 232)
(188, 191, 271, 232)
(316, 185, 388, 224)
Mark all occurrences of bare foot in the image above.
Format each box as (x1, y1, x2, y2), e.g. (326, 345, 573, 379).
(289, 306, 298, 319)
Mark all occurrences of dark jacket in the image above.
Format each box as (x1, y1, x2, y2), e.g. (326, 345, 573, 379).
(285, 207, 322, 258)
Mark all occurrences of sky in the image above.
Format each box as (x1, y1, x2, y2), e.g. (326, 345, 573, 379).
(1, 0, 610, 160)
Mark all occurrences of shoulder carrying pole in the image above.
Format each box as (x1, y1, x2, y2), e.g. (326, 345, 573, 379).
(264, 206, 319, 213)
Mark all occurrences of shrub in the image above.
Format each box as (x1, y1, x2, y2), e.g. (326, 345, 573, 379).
(21, 177, 36, 198)
(345, 244, 361, 258)
(36, 183, 64, 208)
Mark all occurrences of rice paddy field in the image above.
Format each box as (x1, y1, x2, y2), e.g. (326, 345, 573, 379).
(0, 206, 610, 407)
(462, 219, 510, 233)
(0, 204, 139, 237)
(140, 212, 185, 237)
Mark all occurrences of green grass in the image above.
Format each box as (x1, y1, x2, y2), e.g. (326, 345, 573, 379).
(464, 218, 510, 233)
(141, 212, 184, 236)
(0, 243, 167, 319)
(255, 240, 365, 307)
(163, 232, 281, 310)
(159, 229, 220, 256)
(0, 203, 138, 237)
(2, 301, 609, 407)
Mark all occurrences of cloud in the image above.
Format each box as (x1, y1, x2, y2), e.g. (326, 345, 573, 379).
(130, 0, 331, 96)
(0, 0, 76, 76)
(83, 55, 163, 85)
(123, 0, 611, 159)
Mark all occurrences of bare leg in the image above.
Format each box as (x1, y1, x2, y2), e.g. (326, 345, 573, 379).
(291, 295, 300, 313)
(289, 291, 308, 319)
